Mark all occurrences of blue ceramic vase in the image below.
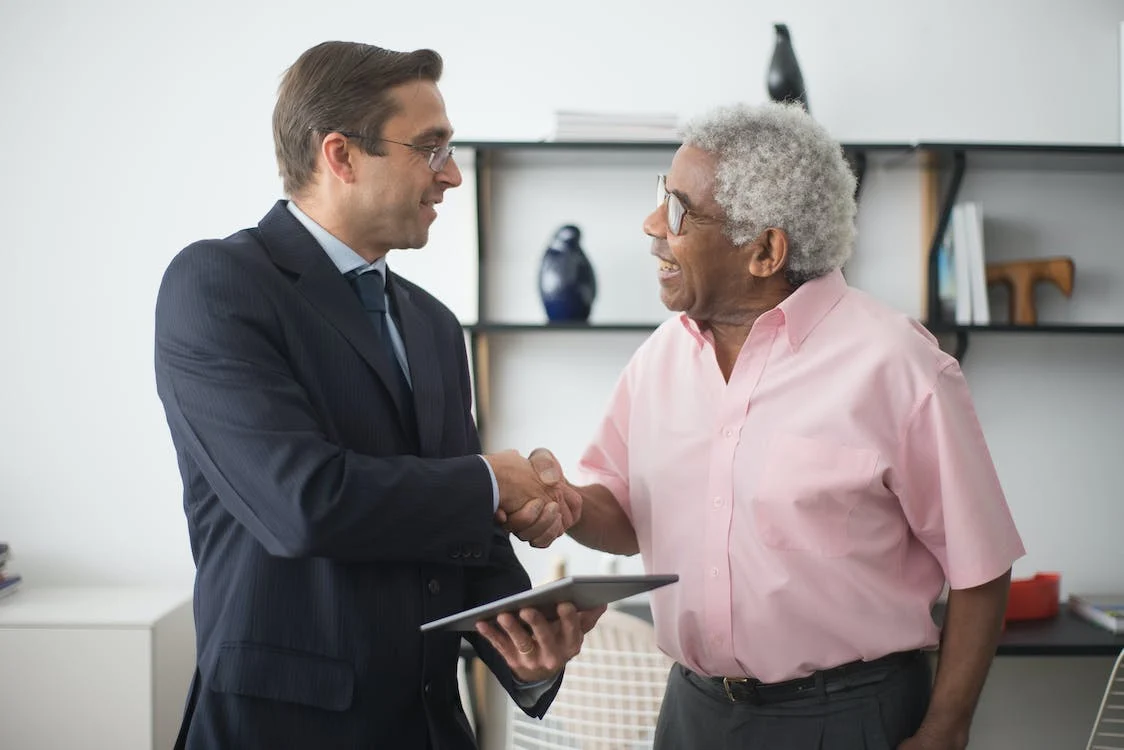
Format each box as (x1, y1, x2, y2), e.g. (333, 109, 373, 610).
(767, 23, 810, 113)
(539, 225, 596, 323)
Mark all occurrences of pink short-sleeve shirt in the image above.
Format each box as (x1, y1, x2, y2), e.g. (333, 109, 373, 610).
(578, 270, 1025, 683)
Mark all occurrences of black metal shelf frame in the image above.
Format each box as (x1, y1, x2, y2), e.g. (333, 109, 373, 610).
(920, 144, 1124, 359)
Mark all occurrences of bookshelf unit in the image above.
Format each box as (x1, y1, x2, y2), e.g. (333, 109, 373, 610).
(919, 143, 1124, 359)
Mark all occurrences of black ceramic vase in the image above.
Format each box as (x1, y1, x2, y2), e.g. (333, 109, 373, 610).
(767, 23, 810, 113)
(539, 225, 596, 323)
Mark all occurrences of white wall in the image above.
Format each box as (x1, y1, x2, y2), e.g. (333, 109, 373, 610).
(1, 1, 1122, 746)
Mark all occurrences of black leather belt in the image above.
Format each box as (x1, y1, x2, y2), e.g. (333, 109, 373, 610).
(694, 650, 922, 705)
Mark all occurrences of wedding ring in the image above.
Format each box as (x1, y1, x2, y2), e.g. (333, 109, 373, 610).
(517, 640, 536, 654)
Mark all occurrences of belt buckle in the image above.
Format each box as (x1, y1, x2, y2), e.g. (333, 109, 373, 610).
(722, 677, 748, 703)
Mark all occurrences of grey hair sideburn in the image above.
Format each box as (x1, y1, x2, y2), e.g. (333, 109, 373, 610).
(681, 102, 857, 286)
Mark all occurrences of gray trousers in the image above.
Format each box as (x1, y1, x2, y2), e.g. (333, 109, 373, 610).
(654, 654, 931, 750)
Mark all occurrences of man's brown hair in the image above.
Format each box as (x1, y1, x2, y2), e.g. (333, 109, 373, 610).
(272, 41, 443, 196)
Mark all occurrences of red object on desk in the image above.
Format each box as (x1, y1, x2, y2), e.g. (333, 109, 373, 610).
(1005, 572, 1060, 622)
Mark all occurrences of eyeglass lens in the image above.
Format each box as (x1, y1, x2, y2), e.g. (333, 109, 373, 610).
(657, 175, 684, 235)
(429, 146, 455, 172)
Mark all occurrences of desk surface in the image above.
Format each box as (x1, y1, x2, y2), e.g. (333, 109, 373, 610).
(980, 604, 1123, 657)
(614, 601, 1123, 658)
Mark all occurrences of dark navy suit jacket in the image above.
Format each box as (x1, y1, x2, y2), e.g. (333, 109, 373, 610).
(155, 201, 556, 749)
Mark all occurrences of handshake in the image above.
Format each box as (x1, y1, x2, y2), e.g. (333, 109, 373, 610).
(484, 448, 580, 548)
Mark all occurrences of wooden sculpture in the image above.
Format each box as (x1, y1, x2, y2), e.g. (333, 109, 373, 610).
(985, 257, 1075, 325)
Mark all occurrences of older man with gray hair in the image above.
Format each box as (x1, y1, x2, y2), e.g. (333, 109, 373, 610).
(556, 102, 1025, 749)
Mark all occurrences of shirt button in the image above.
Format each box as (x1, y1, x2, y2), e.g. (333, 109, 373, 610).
(713, 496, 723, 508)
(710, 567, 719, 578)
(711, 634, 723, 646)
(428, 579, 441, 595)
(723, 428, 735, 438)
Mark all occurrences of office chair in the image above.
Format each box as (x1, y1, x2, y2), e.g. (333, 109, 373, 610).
(1087, 647, 1124, 750)
(508, 607, 674, 750)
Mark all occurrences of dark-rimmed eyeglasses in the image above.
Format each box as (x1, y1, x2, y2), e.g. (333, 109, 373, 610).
(320, 129, 456, 173)
(656, 174, 722, 235)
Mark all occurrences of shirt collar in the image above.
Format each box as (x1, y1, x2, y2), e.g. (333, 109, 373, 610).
(675, 268, 847, 352)
(775, 269, 848, 350)
(286, 200, 387, 278)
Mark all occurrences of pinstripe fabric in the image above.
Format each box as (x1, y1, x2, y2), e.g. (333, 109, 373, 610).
(155, 201, 556, 749)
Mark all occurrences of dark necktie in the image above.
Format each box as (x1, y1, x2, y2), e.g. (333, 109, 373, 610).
(348, 270, 416, 423)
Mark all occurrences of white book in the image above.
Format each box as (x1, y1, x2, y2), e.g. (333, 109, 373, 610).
(1069, 593, 1124, 634)
(964, 202, 990, 325)
(950, 204, 973, 325)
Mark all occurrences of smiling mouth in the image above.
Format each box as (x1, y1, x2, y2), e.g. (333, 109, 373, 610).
(656, 258, 680, 273)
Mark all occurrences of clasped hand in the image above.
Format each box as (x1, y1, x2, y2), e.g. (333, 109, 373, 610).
(485, 448, 580, 547)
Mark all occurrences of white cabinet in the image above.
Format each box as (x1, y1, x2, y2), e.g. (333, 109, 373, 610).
(0, 587, 195, 750)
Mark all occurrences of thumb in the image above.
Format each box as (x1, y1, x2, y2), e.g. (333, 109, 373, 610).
(528, 447, 561, 484)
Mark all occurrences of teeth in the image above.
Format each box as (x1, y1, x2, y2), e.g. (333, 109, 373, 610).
(658, 260, 678, 272)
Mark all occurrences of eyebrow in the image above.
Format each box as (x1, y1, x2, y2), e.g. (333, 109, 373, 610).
(669, 186, 695, 210)
(411, 126, 452, 144)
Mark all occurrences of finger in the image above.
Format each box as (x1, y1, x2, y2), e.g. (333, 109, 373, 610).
(550, 485, 575, 528)
(475, 619, 519, 663)
(503, 497, 547, 535)
(578, 604, 608, 633)
(513, 502, 559, 543)
(495, 611, 537, 656)
(528, 447, 561, 485)
(559, 484, 582, 528)
(553, 602, 583, 657)
(530, 515, 565, 548)
(519, 607, 562, 660)
(494, 508, 508, 525)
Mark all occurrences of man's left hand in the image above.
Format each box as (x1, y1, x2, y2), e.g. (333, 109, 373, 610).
(474, 602, 607, 683)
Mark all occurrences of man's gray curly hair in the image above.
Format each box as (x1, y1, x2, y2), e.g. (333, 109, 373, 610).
(681, 102, 857, 286)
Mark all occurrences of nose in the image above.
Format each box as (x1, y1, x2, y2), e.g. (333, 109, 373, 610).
(437, 154, 463, 188)
(643, 204, 667, 239)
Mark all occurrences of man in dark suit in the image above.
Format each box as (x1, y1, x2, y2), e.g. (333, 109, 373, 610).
(154, 41, 600, 750)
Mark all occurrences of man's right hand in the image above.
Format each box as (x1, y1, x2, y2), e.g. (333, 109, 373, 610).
(484, 449, 580, 548)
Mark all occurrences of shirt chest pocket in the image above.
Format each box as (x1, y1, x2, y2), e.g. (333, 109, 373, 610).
(752, 433, 880, 558)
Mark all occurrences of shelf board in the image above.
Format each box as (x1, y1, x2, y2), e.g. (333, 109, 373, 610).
(917, 142, 1124, 172)
(927, 323, 1124, 335)
(466, 322, 660, 333)
(456, 139, 914, 153)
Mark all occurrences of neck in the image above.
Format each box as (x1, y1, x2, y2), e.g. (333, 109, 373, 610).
(698, 283, 795, 380)
(290, 194, 389, 264)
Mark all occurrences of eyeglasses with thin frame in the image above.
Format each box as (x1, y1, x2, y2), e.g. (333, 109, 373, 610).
(656, 174, 721, 235)
(320, 129, 456, 173)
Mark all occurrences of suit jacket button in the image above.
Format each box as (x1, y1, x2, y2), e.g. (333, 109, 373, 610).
(424, 681, 433, 696)
(450, 550, 460, 559)
(428, 579, 441, 595)
(472, 550, 482, 559)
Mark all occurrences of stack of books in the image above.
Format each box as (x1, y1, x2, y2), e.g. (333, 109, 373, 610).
(1069, 593, 1124, 634)
(551, 110, 681, 142)
(0, 542, 21, 600)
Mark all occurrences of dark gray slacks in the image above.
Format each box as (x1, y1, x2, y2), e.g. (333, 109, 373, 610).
(653, 656, 932, 750)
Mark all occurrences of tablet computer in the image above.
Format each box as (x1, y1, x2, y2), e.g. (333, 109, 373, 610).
(419, 573, 679, 632)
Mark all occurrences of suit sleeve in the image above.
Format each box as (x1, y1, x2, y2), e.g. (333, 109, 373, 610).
(154, 243, 496, 563)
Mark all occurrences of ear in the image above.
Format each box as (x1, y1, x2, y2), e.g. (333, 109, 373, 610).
(747, 228, 789, 279)
(319, 132, 360, 185)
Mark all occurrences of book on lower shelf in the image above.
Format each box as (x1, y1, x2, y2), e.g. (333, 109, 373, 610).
(1069, 593, 1124, 634)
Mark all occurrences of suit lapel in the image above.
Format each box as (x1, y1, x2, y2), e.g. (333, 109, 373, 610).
(389, 275, 444, 457)
(255, 202, 414, 429)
